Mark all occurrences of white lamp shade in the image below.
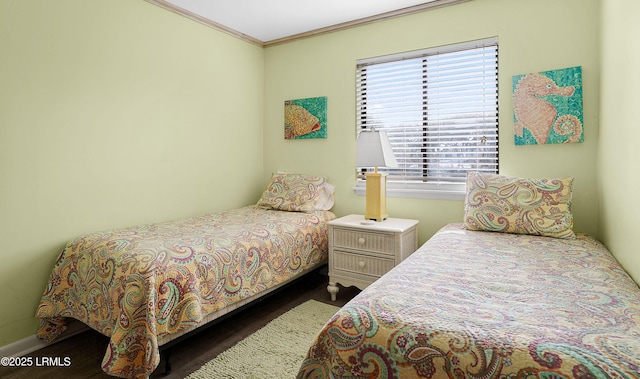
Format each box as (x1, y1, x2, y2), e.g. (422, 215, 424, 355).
(356, 130, 398, 169)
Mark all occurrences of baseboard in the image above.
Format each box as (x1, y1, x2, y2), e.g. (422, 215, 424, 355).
(0, 321, 89, 357)
(0, 335, 47, 358)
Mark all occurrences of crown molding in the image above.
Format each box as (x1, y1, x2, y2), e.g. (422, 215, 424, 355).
(263, 0, 470, 47)
(145, 0, 264, 47)
(145, 0, 471, 48)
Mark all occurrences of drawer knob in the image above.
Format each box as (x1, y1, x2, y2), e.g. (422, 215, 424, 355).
(358, 237, 366, 245)
(358, 261, 366, 268)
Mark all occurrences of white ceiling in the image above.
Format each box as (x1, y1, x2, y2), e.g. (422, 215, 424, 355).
(158, 0, 442, 43)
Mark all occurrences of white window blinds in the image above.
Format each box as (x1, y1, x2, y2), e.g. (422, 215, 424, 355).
(356, 38, 499, 193)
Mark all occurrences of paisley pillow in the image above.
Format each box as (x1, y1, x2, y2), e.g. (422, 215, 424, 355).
(463, 172, 575, 239)
(257, 173, 333, 212)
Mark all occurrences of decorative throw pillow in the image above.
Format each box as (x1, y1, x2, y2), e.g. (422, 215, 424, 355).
(257, 173, 332, 212)
(463, 172, 575, 239)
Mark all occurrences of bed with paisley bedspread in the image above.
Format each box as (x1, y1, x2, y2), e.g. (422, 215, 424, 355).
(35, 172, 337, 379)
(297, 223, 640, 379)
(298, 173, 640, 379)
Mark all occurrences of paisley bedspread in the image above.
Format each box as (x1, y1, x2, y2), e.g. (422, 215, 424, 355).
(298, 223, 640, 379)
(36, 206, 335, 378)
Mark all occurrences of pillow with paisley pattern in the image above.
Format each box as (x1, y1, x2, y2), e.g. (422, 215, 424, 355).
(257, 173, 333, 212)
(463, 172, 575, 239)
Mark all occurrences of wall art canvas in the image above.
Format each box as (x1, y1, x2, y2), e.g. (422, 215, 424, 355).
(512, 66, 583, 145)
(284, 96, 327, 139)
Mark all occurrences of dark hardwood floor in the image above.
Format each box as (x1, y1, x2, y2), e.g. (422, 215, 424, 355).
(0, 272, 360, 379)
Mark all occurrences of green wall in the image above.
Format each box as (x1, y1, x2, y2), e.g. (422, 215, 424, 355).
(0, 1, 264, 346)
(264, 0, 601, 245)
(599, 0, 640, 283)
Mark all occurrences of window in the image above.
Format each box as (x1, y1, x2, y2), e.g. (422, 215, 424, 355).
(355, 38, 499, 200)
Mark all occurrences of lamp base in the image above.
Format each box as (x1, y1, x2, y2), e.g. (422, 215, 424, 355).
(365, 171, 388, 221)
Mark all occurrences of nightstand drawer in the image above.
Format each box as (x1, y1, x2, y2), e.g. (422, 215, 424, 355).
(332, 251, 394, 277)
(333, 228, 395, 256)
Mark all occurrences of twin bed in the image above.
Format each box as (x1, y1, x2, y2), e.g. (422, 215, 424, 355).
(35, 173, 336, 378)
(297, 223, 640, 378)
(298, 173, 640, 378)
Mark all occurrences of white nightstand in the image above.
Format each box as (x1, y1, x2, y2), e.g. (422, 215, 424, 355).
(327, 214, 419, 301)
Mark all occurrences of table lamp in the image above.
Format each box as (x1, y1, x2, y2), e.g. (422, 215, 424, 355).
(356, 129, 398, 221)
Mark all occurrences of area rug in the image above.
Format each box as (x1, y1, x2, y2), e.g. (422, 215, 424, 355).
(186, 300, 339, 379)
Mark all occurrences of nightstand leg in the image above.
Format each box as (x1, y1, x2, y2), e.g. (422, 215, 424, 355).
(327, 282, 339, 301)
